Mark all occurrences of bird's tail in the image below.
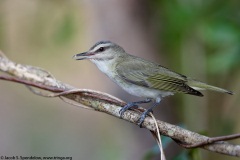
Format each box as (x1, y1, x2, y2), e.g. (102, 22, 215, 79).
(187, 78, 233, 95)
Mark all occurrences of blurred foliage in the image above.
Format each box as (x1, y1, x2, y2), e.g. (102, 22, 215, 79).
(53, 13, 76, 45)
(0, 0, 239, 160)
(146, 0, 240, 159)
(149, 0, 240, 73)
(173, 149, 201, 160)
(143, 135, 202, 160)
(143, 136, 172, 160)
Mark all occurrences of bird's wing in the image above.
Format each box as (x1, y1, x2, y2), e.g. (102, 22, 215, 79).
(115, 58, 203, 96)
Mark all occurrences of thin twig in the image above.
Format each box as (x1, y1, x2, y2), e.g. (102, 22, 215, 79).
(0, 75, 63, 92)
(150, 113, 166, 160)
(176, 133, 240, 148)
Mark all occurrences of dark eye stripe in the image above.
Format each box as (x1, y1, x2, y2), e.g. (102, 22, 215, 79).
(96, 46, 110, 53)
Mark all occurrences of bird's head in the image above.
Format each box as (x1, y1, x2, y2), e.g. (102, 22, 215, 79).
(73, 41, 125, 62)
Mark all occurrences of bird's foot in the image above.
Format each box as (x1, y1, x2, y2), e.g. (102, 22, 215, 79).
(137, 109, 153, 127)
(119, 99, 152, 118)
(119, 103, 138, 118)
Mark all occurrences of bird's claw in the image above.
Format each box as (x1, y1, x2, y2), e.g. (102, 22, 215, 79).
(137, 109, 154, 127)
(137, 117, 145, 127)
(119, 99, 152, 119)
(119, 103, 138, 119)
(119, 108, 126, 118)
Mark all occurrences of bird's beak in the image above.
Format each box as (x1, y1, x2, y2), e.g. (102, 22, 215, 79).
(72, 52, 94, 60)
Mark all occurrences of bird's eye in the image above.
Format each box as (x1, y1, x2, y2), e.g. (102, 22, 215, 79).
(99, 47, 104, 52)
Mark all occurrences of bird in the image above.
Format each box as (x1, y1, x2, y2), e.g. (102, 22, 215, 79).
(73, 41, 233, 126)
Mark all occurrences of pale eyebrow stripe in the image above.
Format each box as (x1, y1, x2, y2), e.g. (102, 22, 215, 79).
(90, 41, 111, 50)
(91, 43, 112, 52)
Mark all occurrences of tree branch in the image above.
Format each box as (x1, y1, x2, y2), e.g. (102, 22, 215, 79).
(0, 51, 240, 157)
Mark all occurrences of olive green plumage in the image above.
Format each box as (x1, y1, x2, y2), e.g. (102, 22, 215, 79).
(115, 55, 232, 97)
(74, 40, 233, 98)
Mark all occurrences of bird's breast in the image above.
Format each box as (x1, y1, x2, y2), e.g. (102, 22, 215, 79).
(91, 59, 174, 99)
(116, 79, 174, 99)
(91, 59, 116, 76)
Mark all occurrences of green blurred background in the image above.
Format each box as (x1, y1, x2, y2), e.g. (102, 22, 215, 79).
(0, 0, 239, 159)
